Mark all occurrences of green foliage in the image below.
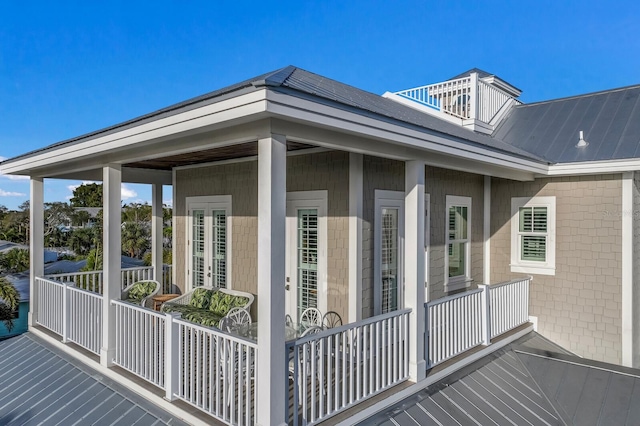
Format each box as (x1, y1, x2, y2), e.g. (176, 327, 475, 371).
(121, 221, 150, 259)
(0, 248, 30, 273)
(82, 248, 103, 271)
(0, 277, 19, 332)
(70, 183, 103, 207)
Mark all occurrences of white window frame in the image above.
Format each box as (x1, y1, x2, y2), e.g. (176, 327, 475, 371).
(445, 195, 472, 291)
(374, 190, 405, 315)
(511, 196, 556, 276)
(185, 195, 232, 290)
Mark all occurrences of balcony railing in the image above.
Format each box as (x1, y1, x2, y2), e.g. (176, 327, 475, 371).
(425, 276, 532, 368)
(44, 265, 172, 294)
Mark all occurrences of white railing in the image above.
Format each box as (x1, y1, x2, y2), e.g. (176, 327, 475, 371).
(395, 76, 473, 119)
(287, 309, 410, 426)
(36, 277, 65, 335)
(489, 277, 531, 338)
(113, 300, 166, 389)
(477, 80, 514, 123)
(66, 286, 103, 355)
(172, 318, 257, 426)
(44, 270, 103, 293)
(45, 266, 160, 294)
(425, 276, 532, 369)
(425, 288, 486, 368)
(121, 266, 154, 289)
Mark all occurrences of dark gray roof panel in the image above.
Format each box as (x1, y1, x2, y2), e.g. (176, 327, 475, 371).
(0, 334, 189, 426)
(494, 85, 640, 163)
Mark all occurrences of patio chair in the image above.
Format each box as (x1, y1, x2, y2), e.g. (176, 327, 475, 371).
(121, 280, 161, 309)
(290, 325, 325, 404)
(322, 311, 343, 329)
(285, 313, 294, 327)
(300, 307, 323, 329)
(220, 307, 252, 332)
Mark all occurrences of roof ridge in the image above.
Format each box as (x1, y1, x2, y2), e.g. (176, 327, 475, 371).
(252, 65, 297, 87)
(518, 83, 640, 108)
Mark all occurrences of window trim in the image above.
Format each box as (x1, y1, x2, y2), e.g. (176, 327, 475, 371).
(185, 195, 232, 290)
(510, 196, 556, 276)
(445, 195, 472, 291)
(374, 190, 405, 315)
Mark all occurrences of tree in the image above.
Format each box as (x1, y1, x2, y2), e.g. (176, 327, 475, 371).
(70, 183, 103, 207)
(0, 277, 19, 332)
(121, 221, 150, 259)
(0, 248, 30, 273)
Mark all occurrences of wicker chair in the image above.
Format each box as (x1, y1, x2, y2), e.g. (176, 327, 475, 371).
(121, 280, 161, 309)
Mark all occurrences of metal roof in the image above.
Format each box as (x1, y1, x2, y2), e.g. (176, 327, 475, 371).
(494, 85, 640, 163)
(0, 333, 190, 426)
(360, 332, 640, 426)
(0, 66, 547, 168)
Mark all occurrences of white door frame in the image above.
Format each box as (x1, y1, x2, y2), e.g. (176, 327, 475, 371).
(285, 190, 328, 320)
(185, 195, 232, 291)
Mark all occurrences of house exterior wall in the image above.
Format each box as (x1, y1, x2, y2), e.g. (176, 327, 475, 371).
(174, 150, 350, 320)
(425, 166, 485, 300)
(490, 174, 623, 365)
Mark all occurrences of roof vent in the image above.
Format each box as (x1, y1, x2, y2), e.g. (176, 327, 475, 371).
(576, 130, 589, 148)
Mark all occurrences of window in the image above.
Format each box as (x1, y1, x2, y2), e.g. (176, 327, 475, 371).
(445, 195, 471, 290)
(186, 195, 232, 289)
(511, 196, 555, 275)
(374, 190, 404, 315)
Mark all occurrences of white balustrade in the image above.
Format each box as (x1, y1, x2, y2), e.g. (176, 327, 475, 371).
(120, 266, 155, 289)
(489, 277, 531, 338)
(44, 270, 103, 293)
(394, 77, 474, 119)
(112, 300, 166, 389)
(287, 309, 410, 426)
(66, 286, 103, 355)
(477, 80, 515, 123)
(35, 277, 65, 335)
(425, 289, 485, 368)
(174, 318, 257, 426)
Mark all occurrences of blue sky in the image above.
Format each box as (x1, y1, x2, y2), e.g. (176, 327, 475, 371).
(1, 0, 638, 209)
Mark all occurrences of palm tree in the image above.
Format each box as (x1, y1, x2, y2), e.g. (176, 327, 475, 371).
(0, 277, 19, 332)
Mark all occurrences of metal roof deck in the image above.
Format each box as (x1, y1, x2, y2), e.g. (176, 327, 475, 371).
(0, 333, 190, 426)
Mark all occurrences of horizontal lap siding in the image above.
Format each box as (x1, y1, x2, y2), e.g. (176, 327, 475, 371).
(490, 175, 623, 364)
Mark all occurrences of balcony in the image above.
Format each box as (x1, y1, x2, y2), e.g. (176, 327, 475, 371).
(32, 272, 531, 426)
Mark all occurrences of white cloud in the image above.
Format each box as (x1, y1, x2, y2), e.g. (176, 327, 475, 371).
(163, 199, 173, 207)
(0, 188, 26, 197)
(121, 184, 138, 200)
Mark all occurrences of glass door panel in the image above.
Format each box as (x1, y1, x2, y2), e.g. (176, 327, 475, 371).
(191, 209, 206, 288)
(297, 209, 318, 319)
(381, 208, 398, 313)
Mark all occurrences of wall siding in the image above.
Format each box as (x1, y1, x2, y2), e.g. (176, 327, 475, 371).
(425, 166, 485, 301)
(491, 175, 623, 364)
(175, 151, 350, 321)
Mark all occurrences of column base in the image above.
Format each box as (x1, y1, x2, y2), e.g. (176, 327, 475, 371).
(100, 347, 116, 367)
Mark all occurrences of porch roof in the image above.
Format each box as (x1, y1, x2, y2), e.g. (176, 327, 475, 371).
(0, 65, 548, 176)
(361, 332, 640, 426)
(0, 333, 190, 426)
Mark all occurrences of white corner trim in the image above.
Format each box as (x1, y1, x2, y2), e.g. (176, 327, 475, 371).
(348, 153, 363, 322)
(483, 176, 491, 284)
(621, 172, 633, 367)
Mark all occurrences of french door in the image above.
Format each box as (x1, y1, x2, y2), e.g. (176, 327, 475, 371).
(186, 196, 231, 290)
(285, 191, 327, 322)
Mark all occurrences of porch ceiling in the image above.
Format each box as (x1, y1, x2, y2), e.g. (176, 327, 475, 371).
(124, 140, 314, 170)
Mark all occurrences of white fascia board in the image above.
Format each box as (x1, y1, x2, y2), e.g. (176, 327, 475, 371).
(0, 90, 269, 176)
(265, 91, 549, 176)
(547, 159, 640, 176)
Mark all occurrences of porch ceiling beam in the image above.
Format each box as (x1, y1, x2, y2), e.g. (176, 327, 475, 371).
(272, 119, 536, 181)
(37, 167, 173, 185)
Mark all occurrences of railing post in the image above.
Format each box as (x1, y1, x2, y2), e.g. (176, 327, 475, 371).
(469, 72, 478, 120)
(165, 312, 181, 401)
(479, 284, 491, 345)
(62, 283, 69, 343)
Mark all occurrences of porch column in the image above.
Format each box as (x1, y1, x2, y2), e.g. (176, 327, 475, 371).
(29, 177, 44, 328)
(404, 160, 426, 381)
(101, 164, 122, 367)
(348, 153, 363, 322)
(483, 175, 491, 284)
(256, 134, 287, 426)
(151, 183, 164, 291)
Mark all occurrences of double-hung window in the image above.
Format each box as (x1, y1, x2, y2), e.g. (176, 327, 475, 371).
(511, 196, 555, 275)
(445, 195, 471, 290)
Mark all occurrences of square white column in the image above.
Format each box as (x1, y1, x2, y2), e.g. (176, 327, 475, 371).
(29, 177, 44, 328)
(151, 183, 164, 291)
(256, 135, 287, 426)
(404, 160, 426, 381)
(101, 164, 122, 367)
(349, 153, 363, 322)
